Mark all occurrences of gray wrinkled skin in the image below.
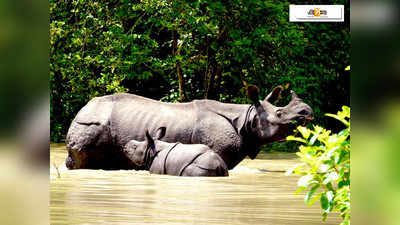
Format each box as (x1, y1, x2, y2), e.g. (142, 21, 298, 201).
(123, 128, 228, 177)
(65, 86, 313, 170)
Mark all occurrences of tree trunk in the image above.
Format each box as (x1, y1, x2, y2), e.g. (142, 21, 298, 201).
(204, 26, 225, 100)
(211, 64, 222, 99)
(173, 31, 185, 101)
(176, 61, 185, 101)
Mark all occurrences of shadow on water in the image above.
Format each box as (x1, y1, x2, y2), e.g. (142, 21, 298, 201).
(50, 143, 340, 225)
(254, 152, 300, 160)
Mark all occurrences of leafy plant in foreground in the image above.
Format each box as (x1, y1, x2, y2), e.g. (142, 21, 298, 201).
(286, 106, 350, 225)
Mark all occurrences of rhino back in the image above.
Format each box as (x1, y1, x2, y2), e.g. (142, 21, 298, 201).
(150, 144, 209, 175)
(192, 151, 227, 171)
(73, 95, 114, 125)
(109, 93, 196, 146)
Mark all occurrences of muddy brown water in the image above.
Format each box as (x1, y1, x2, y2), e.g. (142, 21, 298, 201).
(50, 143, 339, 225)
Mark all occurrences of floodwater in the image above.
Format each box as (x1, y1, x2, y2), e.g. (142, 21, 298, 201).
(50, 143, 339, 225)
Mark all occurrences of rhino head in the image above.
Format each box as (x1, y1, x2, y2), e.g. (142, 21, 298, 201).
(123, 127, 166, 168)
(247, 85, 313, 144)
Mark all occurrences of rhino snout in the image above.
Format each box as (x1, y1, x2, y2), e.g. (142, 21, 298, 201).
(298, 108, 313, 125)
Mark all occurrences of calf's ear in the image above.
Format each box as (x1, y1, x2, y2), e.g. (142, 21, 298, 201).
(265, 85, 283, 103)
(154, 127, 166, 140)
(145, 130, 155, 147)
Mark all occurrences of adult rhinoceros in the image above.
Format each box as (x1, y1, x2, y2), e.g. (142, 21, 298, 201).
(65, 86, 313, 170)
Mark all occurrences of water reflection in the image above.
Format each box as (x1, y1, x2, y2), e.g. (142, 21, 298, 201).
(50, 143, 339, 225)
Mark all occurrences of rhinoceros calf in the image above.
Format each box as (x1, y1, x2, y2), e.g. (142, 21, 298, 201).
(65, 85, 313, 170)
(123, 127, 228, 177)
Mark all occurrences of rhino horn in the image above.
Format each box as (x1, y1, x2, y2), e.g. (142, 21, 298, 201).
(290, 90, 300, 100)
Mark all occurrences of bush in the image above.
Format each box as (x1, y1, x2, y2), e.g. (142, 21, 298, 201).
(286, 106, 350, 224)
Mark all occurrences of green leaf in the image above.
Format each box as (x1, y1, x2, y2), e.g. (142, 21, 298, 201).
(322, 212, 328, 221)
(323, 171, 339, 184)
(338, 180, 348, 189)
(309, 134, 319, 145)
(295, 186, 306, 195)
(286, 163, 306, 176)
(319, 163, 330, 173)
(285, 167, 294, 176)
(338, 129, 349, 137)
(298, 126, 311, 139)
(305, 184, 320, 203)
(321, 191, 334, 213)
(320, 192, 329, 211)
(298, 174, 314, 187)
(287, 136, 307, 144)
(326, 191, 334, 202)
(308, 193, 322, 206)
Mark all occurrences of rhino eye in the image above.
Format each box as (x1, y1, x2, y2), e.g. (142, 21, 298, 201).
(276, 110, 282, 118)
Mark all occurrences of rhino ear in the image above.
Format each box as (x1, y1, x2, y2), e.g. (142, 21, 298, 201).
(265, 85, 283, 103)
(246, 85, 260, 105)
(145, 130, 155, 147)
(154, 127, 166, 140)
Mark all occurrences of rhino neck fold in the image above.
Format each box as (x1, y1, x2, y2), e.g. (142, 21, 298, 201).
(239, 105, 262, 160)
(242, 105, 256, 135)
(161, 142, 180, 174)
(148, 141, 178, 170)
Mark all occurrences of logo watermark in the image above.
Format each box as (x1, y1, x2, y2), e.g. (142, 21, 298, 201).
(290, 5, 344, 22)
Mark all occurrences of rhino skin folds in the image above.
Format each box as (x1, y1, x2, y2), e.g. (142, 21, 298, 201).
(65, 86, 313, 171)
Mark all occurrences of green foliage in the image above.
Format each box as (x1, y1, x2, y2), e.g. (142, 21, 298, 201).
(50, 0, 349, 142)
(286, 106, 350, 224)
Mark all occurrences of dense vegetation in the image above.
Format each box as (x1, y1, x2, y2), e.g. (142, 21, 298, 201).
(50, 0, 350, 146)
(286, 106, 350, 224)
